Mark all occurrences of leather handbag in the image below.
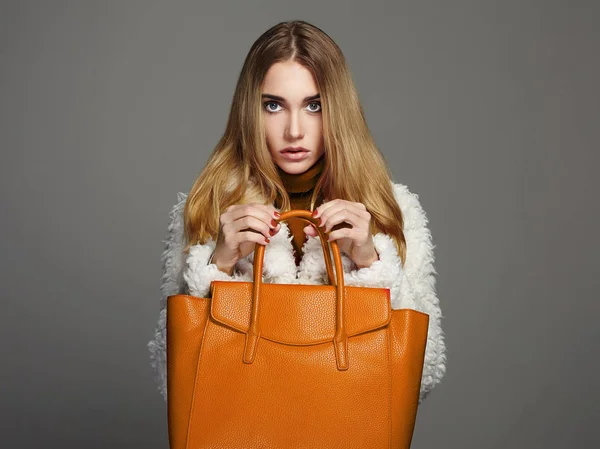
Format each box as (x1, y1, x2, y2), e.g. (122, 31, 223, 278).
(166, 210, 429, 448)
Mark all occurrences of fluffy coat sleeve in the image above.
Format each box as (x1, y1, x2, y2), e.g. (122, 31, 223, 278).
(147, 193, 188, 401)
(393, 184, 447, 403)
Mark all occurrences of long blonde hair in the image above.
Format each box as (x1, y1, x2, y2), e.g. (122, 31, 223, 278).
(183, 20, 406, 265)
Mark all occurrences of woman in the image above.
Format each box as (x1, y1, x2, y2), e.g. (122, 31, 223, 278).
(148, 20, 446, 405)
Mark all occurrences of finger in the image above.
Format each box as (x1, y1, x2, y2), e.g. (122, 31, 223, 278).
(303, 224, 318, 236)
(250, 202, 283, 221)
(319, 200, 367, 217)
(234, 230, 272, 246)
(227, 203, 279, 229)
(314, 199, 365, 216)
(231, 215, 274, 240)
(320, 208, 364, 234)
(326, 226, 355, 242)
(312, 199, 340, 220)
(315, 200, 363, 230)
(225, 203, 277, 228)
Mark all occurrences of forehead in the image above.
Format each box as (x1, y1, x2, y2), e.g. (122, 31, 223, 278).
(261, 60, 318, 100)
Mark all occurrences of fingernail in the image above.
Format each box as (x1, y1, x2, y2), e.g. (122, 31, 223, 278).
(269, 229, 275, 236)
(274, 211, 281, 217)
(271, 219, 276, 227)
(265, 238, 270, 243)
(312, 210, 318, 217)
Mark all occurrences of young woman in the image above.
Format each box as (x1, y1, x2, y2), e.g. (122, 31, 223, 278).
(148, 20, 446, 405)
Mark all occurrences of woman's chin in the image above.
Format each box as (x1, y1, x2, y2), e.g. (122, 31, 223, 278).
(276, 156, 315, 174)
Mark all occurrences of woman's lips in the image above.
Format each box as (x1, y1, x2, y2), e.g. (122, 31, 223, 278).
(280, 149, 310, 161)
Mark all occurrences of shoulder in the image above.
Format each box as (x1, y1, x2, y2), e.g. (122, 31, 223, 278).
(389, 181, 435, 276)
(170, 192, 188, 217)
(390, 181, 430, 233)
(163, 191, 188, 252)
(160, 192, 190, 304)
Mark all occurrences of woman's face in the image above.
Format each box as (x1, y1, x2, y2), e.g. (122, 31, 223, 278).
(261, 60, 325, 174)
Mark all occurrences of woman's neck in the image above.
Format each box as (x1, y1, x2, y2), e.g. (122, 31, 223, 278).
(276, 154, 326, 194)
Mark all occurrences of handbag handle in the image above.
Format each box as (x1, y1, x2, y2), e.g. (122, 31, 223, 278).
(244, 210, 349, 370)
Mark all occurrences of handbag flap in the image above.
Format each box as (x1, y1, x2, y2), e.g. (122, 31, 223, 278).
(209, 281, 391, 345)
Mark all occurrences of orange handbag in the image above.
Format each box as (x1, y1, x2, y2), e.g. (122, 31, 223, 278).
(166, 210, 429, 449)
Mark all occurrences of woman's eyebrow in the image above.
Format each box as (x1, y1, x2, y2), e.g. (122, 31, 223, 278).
(261, 93, 320, 102)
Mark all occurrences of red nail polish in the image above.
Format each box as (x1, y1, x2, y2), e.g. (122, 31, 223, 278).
(265, 238, 270, 243)
(271, 219, 277, 227)
(312, 210, 318, 217)
(274, 211, 281, 217)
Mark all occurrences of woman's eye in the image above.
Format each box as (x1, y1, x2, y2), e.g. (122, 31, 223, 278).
(307, 102, 322, 113)
(264, 102, 282, 113)
(263, 101, 321, 113)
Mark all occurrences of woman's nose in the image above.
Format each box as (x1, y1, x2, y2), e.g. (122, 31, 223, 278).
(286, 111, 304, 139)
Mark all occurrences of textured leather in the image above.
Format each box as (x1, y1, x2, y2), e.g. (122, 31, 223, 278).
(167, 210, 429, 448)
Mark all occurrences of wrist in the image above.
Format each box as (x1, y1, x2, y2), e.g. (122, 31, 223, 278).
(210, 252, 234, 275)
(354, 248, 380, 269)
(217, 265, 234, 276)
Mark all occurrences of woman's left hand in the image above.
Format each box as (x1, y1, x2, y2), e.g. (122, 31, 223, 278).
(303, 199, 379, 269)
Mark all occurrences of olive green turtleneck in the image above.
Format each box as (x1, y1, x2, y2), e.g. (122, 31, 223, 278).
(275, 155, 325, 266)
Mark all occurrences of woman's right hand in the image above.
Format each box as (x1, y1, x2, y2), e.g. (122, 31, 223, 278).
(212, 203, 281, 275)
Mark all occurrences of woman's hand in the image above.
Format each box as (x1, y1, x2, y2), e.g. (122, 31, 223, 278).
(303, 199, 379, 269)
(213, 203, 281, 275)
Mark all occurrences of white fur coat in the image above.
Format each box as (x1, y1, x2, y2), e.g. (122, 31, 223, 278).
(148, 182, 446, 404)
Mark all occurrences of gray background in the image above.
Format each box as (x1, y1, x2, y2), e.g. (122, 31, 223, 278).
(1, 1, 598, 448)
